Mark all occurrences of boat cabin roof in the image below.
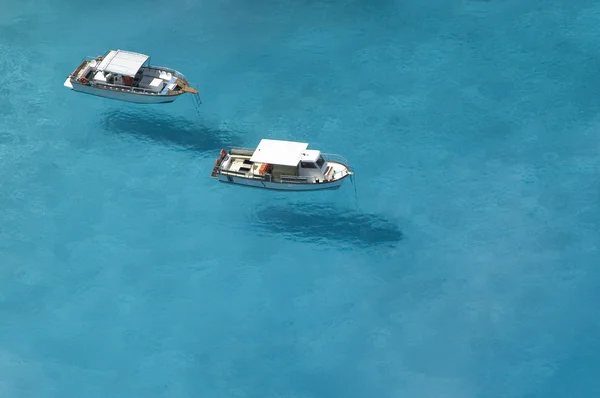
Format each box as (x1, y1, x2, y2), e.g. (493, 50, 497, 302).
(300, 149, 322, 162)
(96, 50, 150, 77)
(250, 139, 309, 167)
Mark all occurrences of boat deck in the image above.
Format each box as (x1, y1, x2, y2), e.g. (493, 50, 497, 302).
(228, 157, 254, 174)
(222, 154, 281, 180)
(225, 155, 268, 175)
(76, 63, 182, 96)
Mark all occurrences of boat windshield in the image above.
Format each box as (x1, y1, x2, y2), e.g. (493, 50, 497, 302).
(316, 156, 325, 168)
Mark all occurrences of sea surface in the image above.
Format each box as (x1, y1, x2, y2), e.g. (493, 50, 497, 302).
(1, 0, 599, 397)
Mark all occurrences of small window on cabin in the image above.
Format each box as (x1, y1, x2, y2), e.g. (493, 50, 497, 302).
(316, 156, 325, 168)
(301, 161, 317, 168)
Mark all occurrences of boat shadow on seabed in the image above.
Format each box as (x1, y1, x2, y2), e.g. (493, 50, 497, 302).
(252, 203, 404, 249)
(98, 108, 242, 153)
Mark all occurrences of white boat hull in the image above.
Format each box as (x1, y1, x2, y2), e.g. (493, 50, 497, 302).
(215, 173, 349, 191)
(64, 78, 180, 104)
(211, 142, 353, 192)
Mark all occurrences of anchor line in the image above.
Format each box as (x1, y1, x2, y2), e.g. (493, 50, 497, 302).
(350, 173, 359, 211)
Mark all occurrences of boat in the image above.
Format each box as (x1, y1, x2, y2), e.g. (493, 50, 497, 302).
(63, 49, 200, 105)
(211, 139, 353, 191)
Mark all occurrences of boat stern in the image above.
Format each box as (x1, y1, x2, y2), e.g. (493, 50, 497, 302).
(210, 149, 228, 178)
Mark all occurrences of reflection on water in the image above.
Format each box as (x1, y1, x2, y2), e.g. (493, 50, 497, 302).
(99, 108, 241, 153)
(253, 203, 403, 248)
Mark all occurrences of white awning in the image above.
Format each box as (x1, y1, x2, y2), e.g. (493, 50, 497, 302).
(249, 139, 309, 167)
(96, 50, 149, 77)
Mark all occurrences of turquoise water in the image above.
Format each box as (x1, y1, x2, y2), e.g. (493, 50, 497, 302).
(1, 0, 600, 396)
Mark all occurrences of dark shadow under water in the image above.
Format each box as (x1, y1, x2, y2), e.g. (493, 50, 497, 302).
(99, 108, 242, 153)
(254, 203, 403, 248)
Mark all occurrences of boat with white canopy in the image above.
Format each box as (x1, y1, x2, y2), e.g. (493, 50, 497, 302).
(211, 139, 353, 191)
(63, 49, 201, 105)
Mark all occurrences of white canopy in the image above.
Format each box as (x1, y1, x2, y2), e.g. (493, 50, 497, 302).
(96, 50, 149, 77)
(250, 139, 309, 167)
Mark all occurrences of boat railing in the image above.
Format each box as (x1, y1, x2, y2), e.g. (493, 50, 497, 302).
(227, 147, 254, 156)
(219, 168, 318, 184)
(81, 55, 104, 67)
(280, 175, 315, 184)
(90, 81, 160, 96)
(70, 57, 96, 78)
(251, 174, 273, 182)
(219, 169, 272, 182)
(322, 153, 350, 167)
(152, 65, 188, 81)
(220, 169, 247, 177)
